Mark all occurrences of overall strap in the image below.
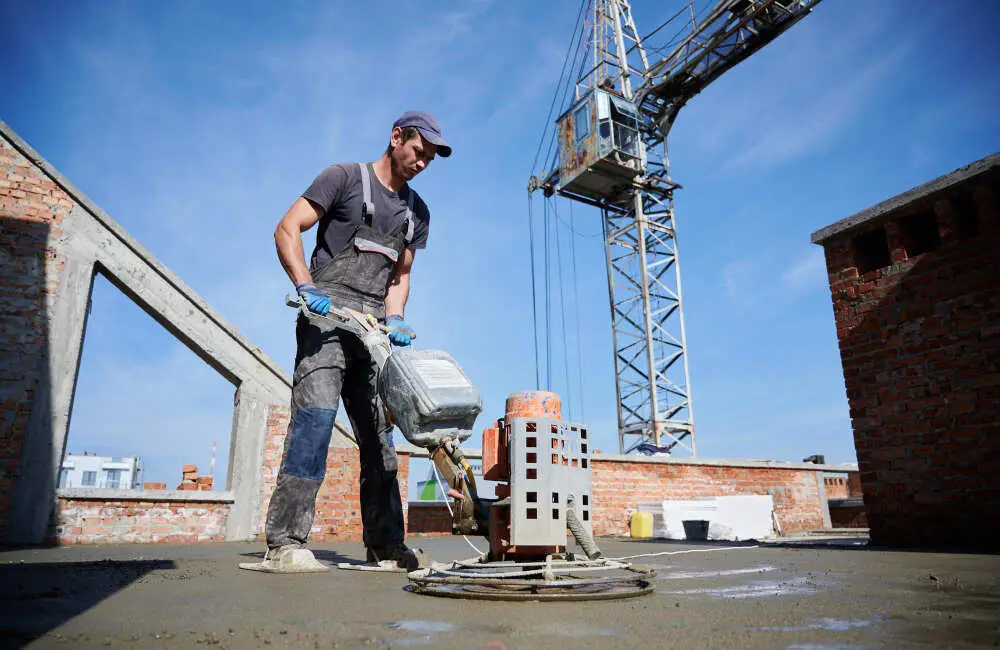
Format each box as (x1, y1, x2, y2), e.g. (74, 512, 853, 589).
(404, 189, 416, 245)
(358, 162, 375, 225)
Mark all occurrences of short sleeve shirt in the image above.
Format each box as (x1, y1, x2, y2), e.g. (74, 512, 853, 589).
(302, 162, 430, 272)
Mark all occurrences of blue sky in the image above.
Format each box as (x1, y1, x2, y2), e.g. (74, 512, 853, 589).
(3, 0, 998, 488)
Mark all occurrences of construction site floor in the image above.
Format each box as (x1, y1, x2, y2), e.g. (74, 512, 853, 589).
(2, 536, 998, 649)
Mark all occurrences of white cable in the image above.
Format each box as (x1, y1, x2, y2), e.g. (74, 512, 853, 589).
(429, 460, 487, 558)
(607, 544, 761, 562)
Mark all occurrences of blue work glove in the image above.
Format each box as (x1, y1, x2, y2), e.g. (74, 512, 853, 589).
(296, 282, 331, 316)
(385, 314, 415, 347)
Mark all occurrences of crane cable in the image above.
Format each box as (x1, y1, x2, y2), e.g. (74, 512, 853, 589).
(569, 201, 586, 422)
(543, 197, 552, 390)
(534, 193, 591, 422)
(529, 0, 591, 178)
(553, 199, 573, 420)
(527, 193, 541, 390)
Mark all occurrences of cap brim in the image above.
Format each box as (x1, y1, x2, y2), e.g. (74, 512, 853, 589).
(417, 128, 452, 157)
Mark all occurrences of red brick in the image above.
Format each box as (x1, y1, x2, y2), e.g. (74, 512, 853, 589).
(818, 166, 1000, 551)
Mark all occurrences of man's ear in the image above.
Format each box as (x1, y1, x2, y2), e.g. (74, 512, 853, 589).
(389, 126, 403, 148)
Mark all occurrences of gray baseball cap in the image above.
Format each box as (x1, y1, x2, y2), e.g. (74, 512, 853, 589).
(392, 110, 452, 157)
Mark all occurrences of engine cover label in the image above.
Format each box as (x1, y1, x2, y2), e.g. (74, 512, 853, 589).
(411, 359, 470, 389)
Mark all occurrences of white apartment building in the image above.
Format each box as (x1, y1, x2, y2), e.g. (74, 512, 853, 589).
(59, 453, 142, 490)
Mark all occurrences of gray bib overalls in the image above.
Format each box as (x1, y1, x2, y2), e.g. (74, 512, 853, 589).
(266, 163, 416, 551)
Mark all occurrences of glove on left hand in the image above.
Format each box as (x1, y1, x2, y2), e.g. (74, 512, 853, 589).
(385, 315, 415, 347)
(296, 282, 331, 316)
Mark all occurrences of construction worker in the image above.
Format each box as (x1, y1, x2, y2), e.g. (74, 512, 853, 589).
(261, 111, 449, 573)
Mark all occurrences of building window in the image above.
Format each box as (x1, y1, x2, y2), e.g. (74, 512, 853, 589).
(900, 210, 941, 258)
(58, 469, 69, 488)
(81, 471, 97, 487)
(105, 469, 123, 489)
(852, 227, 891, 274)
(574, 104, 590, 142)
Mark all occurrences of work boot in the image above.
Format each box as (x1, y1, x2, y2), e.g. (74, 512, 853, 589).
(366, 543, 423, 571)
(265, 545, 329, 572)
(238, 544, 329, 573)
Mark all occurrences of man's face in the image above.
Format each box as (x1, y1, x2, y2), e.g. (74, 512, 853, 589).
(390, 127, 437, 181)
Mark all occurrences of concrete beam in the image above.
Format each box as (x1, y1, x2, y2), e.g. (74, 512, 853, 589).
(811, 152, 1000, 245)
(57, 488, 235, 503)
(591, 454, 850, 472)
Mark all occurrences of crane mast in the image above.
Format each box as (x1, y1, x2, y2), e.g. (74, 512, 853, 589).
(529, 0, 822, 455)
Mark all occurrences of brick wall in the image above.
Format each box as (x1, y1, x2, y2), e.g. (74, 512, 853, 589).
(50, 497, 229, 544)
(818, 161, 999, 550)
(589, 458, 826, 536)
(408, 458, 830, 539)
(824, 475, 850, 500)
(829, 501, 868, 529)
(406, 502, 454, 536)
(0, 132, 75, 538)
(847, 471, 863, 498)
(256, 405, 413, 542)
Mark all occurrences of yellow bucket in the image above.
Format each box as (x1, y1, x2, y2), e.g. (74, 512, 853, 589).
(630, 511, 654, 539)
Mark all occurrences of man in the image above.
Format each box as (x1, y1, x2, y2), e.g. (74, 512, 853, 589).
(262, 111, 449, 573)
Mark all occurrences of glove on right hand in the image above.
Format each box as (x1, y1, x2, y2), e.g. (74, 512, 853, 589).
(296, 282, 331, 316)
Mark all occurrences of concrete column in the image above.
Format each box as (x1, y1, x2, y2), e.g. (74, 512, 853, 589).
(7, 251, 95, 543)
(816, 472, 832, 530)
(225, 382, 285, 541)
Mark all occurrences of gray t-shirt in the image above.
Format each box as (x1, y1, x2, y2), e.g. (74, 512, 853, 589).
(302, 162, 430, 271)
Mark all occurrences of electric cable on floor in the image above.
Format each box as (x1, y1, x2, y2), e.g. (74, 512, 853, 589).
(607, 544, 760, 562)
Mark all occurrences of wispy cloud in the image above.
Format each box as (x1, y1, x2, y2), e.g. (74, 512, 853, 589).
(720, 246, 827, 315)
(781, 247, 827, 292)
(720, 41, 914, 172)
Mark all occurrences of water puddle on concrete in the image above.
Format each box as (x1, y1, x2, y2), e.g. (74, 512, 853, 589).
(388, 621, 457, 647)
(759, 617, 877, 632)
(785, 643, 871, 650)
(656, 566, 779, 580)
(662, 576, 823, 599)
(548, 624, 621, 638)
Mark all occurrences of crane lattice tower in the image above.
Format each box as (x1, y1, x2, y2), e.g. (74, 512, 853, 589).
(529, 0, 822, 455)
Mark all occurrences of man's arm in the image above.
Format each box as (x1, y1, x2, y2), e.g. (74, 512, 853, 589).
(274, 197, 324, 286)
(384, 248, 416, 317)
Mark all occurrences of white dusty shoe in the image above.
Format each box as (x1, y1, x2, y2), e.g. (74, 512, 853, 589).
(239, 545, 330, 573)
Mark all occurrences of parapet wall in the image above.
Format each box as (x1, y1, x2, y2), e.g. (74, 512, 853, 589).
(813, 154, 1000, 551)
(407, 456, 849, 540)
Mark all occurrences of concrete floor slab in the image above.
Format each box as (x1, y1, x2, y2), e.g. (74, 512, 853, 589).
(1, 537, 998, 649)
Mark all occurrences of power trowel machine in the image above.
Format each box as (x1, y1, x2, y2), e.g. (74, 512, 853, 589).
(286, 298, 654, 599)
(286, 297, 491, 539)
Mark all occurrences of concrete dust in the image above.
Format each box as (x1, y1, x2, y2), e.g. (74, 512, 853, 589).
(1, 537, 998, 649)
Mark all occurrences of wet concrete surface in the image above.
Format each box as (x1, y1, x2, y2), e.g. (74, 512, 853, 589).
(1, 536, 998, 649)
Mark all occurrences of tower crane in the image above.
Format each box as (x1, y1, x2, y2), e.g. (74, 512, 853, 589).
(528, 0, 823, 455)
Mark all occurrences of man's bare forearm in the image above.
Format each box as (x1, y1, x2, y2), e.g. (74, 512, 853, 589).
(384, 272, 410, 317)
(275, 222, 313, 286)
(275, 197, 323, 287)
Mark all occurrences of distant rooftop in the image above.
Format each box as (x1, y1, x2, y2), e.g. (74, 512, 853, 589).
(811, 152, 1000, 245)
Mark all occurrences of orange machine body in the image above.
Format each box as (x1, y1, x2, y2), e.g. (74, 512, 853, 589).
(484, 390, 565, 561)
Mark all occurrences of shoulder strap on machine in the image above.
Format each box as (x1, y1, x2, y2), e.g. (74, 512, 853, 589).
(357, 162, 375, 225)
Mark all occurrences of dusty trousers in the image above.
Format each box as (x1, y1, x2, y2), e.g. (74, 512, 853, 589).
(265, 315, 403, 551)
(267, 162, 411, 552)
